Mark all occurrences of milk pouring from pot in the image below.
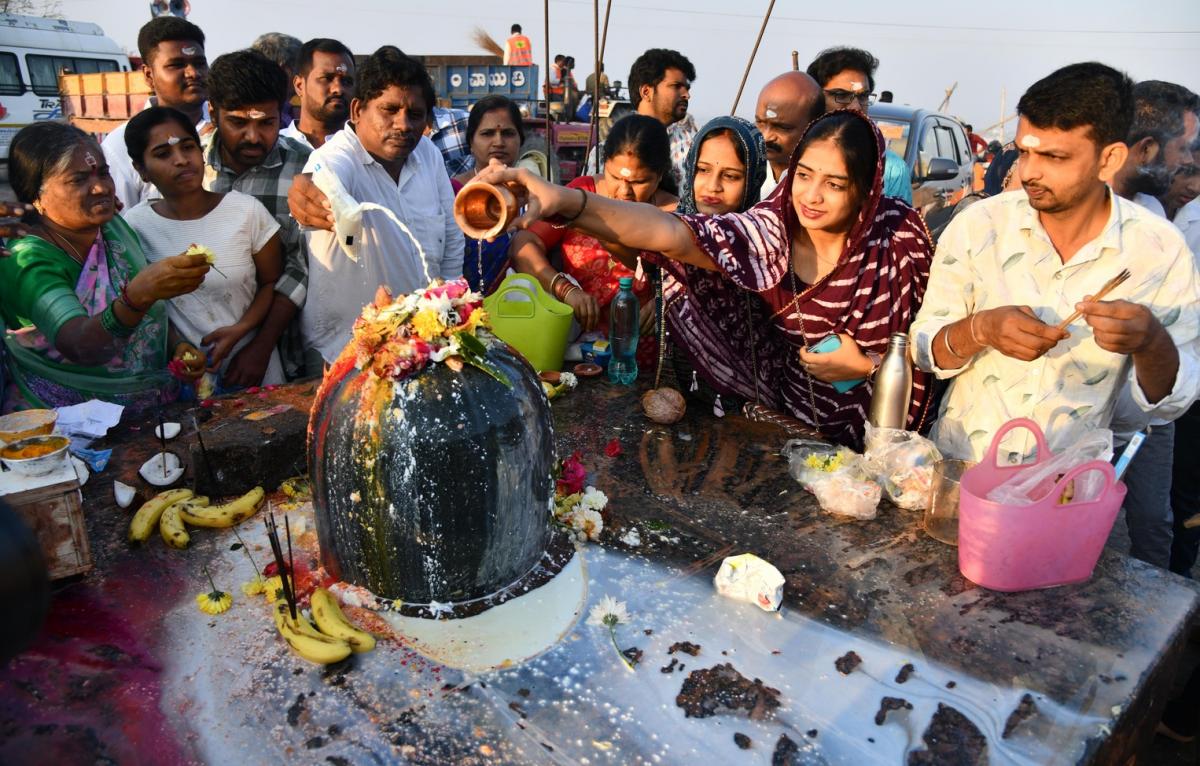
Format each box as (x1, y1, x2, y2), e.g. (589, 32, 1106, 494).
(868, 333, 913, 430)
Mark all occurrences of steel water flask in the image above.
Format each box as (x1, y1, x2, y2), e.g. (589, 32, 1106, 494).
(868, 333, 913, 430)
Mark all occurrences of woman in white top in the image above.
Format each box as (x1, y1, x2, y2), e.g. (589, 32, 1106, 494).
(122, 106, 285, 388)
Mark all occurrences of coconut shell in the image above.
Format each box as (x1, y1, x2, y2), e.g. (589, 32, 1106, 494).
(642, 388, 686, 424)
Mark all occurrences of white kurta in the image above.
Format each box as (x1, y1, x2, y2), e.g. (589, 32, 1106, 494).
(300, 127, 464, 363)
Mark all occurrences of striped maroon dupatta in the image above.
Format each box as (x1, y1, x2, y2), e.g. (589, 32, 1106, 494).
(674, 110, 935, 448)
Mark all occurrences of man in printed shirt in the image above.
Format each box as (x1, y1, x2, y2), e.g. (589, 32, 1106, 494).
(585, 49, 696, 186)
(202, 50, 312, 384)
(299, 47, 463, 366)
(910, 62, 1200, 467)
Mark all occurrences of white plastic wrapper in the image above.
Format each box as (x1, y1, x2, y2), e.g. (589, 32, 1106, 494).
(783, 439, 860, 491)
(862, 424, 942, 511)
(988, 429, 1114, 506)
(810, 473, 882, 520)
(714, 553, 785, 612)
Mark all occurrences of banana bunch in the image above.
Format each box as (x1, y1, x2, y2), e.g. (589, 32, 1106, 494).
(273, 588, 376, 664)
(128, 486, 265, 549)
(310, 588, 376, 653)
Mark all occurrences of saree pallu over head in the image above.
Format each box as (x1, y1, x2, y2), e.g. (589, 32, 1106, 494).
(0, 217, 175, 412)
(672, 110, 935, 448)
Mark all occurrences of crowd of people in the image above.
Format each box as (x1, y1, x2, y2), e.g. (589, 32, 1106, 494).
(1, 19, 1199, 594)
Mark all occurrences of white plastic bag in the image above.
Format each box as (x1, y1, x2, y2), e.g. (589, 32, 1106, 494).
(987, 429, 1114, 506)
(862, 424, 943, 510)
(714, 553, 785, 611)
(783, 439, 858, 490)
(784, 439, 882, 519)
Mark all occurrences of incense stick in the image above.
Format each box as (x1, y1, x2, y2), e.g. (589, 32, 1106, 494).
(191, 411, 217, 486)
(264, 505, 298, 619)
(156, 397, 167, 477)
(1056, 269, 1131, 330)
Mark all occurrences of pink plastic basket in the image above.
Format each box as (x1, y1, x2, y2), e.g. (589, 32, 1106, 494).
(957, 418, 1125, 592)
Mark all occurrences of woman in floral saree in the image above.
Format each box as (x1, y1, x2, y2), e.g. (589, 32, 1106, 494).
(0, 122, 208, 412)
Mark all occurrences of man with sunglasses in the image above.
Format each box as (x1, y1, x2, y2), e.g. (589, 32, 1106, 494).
(807, 46, 913, 204)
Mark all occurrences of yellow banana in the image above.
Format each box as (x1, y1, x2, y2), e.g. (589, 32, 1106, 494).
(272, 602, 352, 664)
(179, 486, 264, 528)
(159, 502, 190, 549)
(310, 588, 376, 653)
(128, 488, 193, 542)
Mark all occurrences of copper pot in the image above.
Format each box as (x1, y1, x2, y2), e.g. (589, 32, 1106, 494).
(454, 181, 519, 240)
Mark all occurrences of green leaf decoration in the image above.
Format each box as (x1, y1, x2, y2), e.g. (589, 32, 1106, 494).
(933, 308, 950, 317)
(1021, 393, 1033, 404)
(1160, 306, 1182, 327)
(982, 374, 1001, 386)
(941, 255, 958, 266)
(1001, 252, 1024, 271)
(454, 331, 512, 388)
(968, 429, 989, 443)
(1082, 370, 1109, 386)
(1069, 405, 1094, 420)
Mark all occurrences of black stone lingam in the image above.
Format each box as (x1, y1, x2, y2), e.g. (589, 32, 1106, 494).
(308, 342, 561, 606)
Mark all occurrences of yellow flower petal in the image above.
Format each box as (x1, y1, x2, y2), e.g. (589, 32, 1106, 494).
(410, 308, 446, 341)
(263, 575, 285, 603)
(196, 590, 232, 615)
(241, 576, 266, 596)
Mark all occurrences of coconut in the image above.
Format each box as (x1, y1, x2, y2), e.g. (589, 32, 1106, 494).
(642, 387, 686, 424)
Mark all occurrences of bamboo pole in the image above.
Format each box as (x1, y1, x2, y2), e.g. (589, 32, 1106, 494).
(588, 0, 600, 159)
(730, 0, 776, 115)
(544, 0, 552, 165)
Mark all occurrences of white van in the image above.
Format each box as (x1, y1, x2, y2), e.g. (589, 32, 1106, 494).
(0, 13, 131, 163)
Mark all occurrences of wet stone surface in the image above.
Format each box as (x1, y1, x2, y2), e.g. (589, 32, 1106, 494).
(0, 380, 1197, 764)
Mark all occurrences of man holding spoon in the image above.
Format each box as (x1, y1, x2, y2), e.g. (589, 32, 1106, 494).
(910, 62, 1200, 464)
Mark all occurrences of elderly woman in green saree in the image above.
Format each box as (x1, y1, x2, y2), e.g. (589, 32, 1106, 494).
(0, 122, 209, 412)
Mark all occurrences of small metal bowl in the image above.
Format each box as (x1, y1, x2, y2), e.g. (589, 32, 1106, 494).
(1, 435, 70, 477)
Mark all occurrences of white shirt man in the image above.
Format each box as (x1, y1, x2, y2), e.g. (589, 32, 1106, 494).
(300, 127, 463, 364)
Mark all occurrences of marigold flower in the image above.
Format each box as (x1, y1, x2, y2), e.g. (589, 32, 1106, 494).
(410, 308, 446, 341)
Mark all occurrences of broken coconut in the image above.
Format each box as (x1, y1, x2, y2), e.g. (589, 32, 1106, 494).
(154, 422, 181, 440)
(139, 452, 184, 486)
(113, 481, 137, 509)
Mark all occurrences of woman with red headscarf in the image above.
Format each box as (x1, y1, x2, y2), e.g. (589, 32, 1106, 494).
(475, 110, 935, 448)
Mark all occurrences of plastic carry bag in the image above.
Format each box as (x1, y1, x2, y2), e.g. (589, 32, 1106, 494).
(783, 439, 882, 519)
(987, 429, 1114, 506)
(862, 424, 943, 511)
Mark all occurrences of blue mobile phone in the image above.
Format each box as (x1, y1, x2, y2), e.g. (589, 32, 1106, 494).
(806, 335, 865, 393)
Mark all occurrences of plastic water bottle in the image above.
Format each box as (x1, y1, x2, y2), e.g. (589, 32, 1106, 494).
(607, 277, 639, 384)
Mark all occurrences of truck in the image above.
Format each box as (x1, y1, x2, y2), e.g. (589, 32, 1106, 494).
(0, 13, 131, 163)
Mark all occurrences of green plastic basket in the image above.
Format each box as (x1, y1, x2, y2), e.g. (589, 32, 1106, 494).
(483, 274, 574, 372)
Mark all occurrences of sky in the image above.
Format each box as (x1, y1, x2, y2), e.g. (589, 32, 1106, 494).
(51, 0, 1200, 141)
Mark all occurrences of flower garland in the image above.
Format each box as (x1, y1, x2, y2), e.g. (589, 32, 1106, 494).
(349, 279, 508, 385)
(552, 451, 608, 542)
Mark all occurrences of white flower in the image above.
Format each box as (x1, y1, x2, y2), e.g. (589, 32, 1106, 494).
(558, 372, 578, 390)
(571, 508, 603, 541)
(587, 595, 630, 627)
(579, 486, 608, 513)
(425, 293, 454, 324)
(429, 344, 457, 362)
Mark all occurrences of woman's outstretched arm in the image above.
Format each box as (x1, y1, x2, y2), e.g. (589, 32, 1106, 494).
(474, 163, 717, 271)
